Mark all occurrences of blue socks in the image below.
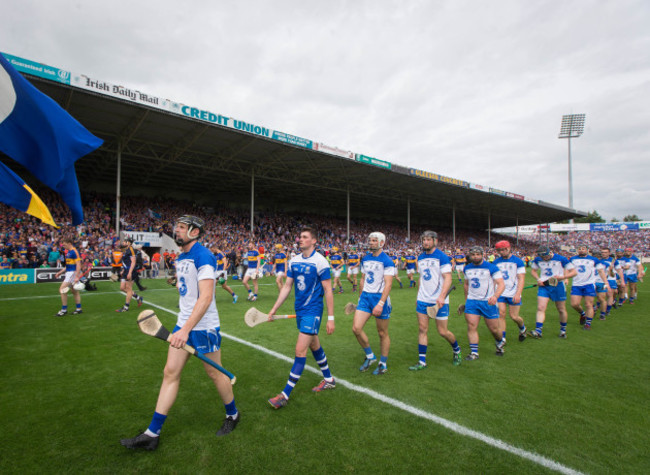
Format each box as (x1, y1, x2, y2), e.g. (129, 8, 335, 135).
(146, 411, 167, 436)
(418, 344, 427, 364)
(312, 347, 333, 380)
(282, 356, 306, 399)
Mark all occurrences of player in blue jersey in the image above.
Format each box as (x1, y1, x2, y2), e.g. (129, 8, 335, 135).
(54, 237, 83, 316)
(267, 227, 336, 409)
(461, 246, 506, 360)
(121, 216, 239, 450)
(272, 244, 288, 292)
(493, 241, 528, 342)
(388, 251, 404, 289)
(623, 247, 644, 304)
(330, 247, 345, 293)
(528, 247, 577, 339)
(352, 232, 395, 375)
(404, 250, 417, 287)
(592, 250, 611, 320)
(212, 246, 237, 303)
(115, 236, 144, 313)
(242, 241, 260, 301)
(614, 248, 629, 305)
(454, 250, 467, 283)
(346, 247, 360, 291)
(569, 244, 610, 330)
(409, 230, 462, 370)
(602, 247, 624, 311)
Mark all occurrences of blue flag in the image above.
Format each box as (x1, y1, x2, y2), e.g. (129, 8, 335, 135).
(0, 54, 103, 224)
(0, 160, 57, 227)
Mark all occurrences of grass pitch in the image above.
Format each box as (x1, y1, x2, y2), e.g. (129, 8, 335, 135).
(1, 274, 648, 474)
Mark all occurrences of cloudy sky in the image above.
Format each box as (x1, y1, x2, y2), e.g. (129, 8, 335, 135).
(3, 0, 649, 221)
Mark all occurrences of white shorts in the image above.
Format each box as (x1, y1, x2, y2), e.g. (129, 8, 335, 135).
(245, 268, 258, 279)
(275, 271, 285, 277)
(406, 268, 416, 275)
(348, 268, 359, 275)
(215, 270, 227, 280)
(333, 269, 342, 278)
(63, 271, 76, 284)
(456, 265, 465, 272)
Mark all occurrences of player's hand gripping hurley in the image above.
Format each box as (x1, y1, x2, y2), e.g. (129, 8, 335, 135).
(426, 285, 456, 318)
(137, 310, 236, 385)
(244, 307, 296, 327)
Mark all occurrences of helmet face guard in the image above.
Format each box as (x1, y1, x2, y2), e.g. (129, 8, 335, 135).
(421, 231, 437, 250)
(175, 215, 205, 246)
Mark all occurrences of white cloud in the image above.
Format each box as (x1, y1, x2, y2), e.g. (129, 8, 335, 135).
(2, 0, 649, 220)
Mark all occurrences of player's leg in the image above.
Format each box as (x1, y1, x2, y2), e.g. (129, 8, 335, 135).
(508, 304, 527, 341)
(410, 312, 430, 369)
(373, 317, 390, 374)
(629, 281, 637, 303)
(202, 347, 240, 435)
(435, 315, 462, 365)
(270, 330, 315, 408)
(242, 273, 251, 294)
(464, 313, 480, 359)
(497, 301, 507, 340)
(276, 274, 283, 291)
(597, 289, 608, 320)
(309, 334, 335, 391)
(555, 300, 569, 336)
(120, 346, 190, 449)
(352, 310, 376, 371)
(570, 294, 586, 324)
(57, 280, 70, 316)
(71, 288, 82, 314)
(252, 273, 259, 299)
(530, 296, 549, 338)
(583, 295, 595, 328)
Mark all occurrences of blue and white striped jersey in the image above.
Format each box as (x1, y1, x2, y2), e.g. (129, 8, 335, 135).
(361, 252, 395, 294)
(417, 249, 452, 303)
(530, 254, 574, 281)
(175, 242, 219, 331)
(569, 255, 601, 286)
(464, 261, 503, 300)
(493, 255, 526, 298)
(287, 250, 331, 317)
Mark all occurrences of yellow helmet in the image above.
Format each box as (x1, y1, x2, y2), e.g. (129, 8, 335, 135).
(332, 247, 339, 252)
(275, 244, 283, 250)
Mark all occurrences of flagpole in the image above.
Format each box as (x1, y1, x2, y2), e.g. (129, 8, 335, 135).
(116, 141, 122, 239)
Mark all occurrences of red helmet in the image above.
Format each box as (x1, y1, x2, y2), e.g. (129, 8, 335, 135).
(495, 240, 510, 249)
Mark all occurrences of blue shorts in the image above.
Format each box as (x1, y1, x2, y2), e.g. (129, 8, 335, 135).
(465, 299, 499, 319)
(173, 325, 221, 353)
(625, 275, 638, 283)
(595, 283, 607, 294)
(608, 279, 617, 290)
(357, 291, 391, 319)
(497, 296, 522, 306)
(538, 283, 567, 302)
(416, 300, 449, 319)
(296, 314, 322, 335)
(571, 284, 596, 297)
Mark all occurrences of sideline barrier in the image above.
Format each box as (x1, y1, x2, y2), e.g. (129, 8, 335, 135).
(0, 267, 115, 285)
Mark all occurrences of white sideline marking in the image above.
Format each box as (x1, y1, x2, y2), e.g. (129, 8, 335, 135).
(142, 299, 584, 475)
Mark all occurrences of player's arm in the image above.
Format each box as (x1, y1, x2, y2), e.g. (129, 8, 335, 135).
(74, 258, 82, 282)
(560, 265, 577, 281)
(170, 278, 214, 348)
(373, 273, 393, 317)
(514, 272, 525, 303)
(530, 265, 541, 284)
(637, 261, 644, 278)
(490, 277, 505, 305)
(322, 278, 335, 335)
(128, 248, 136, 278)
(463, 276, 469, 300)
(437, 272, 452, 308)
(268, 276, 294, 318)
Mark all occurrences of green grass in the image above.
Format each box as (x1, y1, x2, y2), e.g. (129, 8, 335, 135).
(1, 274, 649, 474)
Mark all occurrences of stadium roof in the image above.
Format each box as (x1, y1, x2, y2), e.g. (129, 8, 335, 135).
(1, 53, 586, 230)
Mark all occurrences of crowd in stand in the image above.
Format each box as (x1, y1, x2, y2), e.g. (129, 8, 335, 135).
(1, 191, 648, 272)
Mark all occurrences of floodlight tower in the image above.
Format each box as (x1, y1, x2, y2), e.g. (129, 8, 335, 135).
(558, 114, 586, 209)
